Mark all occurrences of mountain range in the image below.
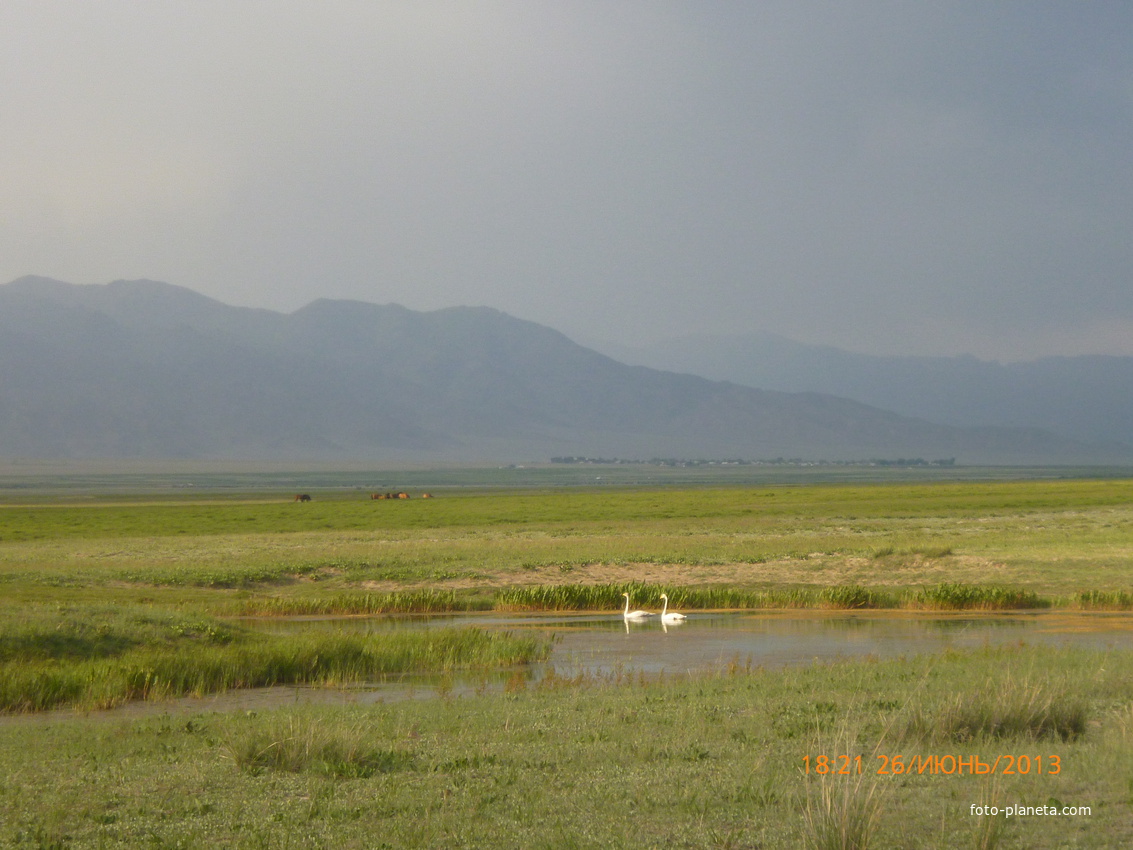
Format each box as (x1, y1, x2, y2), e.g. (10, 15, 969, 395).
(0, 276, 1127, 464)
(591, 332, 1133, 450)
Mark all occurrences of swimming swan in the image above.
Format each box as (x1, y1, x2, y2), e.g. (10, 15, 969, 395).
(622, 592, 653, 620)
(659, 593, 687, 624)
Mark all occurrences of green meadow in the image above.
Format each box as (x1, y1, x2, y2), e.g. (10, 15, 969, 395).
(1, 472, 1131, 847)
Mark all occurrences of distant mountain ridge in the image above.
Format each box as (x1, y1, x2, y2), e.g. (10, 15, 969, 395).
(0, 276, 1125, 464)
(593, 331, 1133, 450)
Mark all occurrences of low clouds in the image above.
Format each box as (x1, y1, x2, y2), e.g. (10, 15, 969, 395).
(3, 2, 1131, 359)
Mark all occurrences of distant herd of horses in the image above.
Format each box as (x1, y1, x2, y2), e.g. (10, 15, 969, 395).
(293, 492, 431, 502)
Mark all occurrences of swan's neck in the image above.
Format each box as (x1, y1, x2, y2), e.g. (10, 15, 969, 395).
(623, 596, 629, 616)
(661, 597, 668, 616)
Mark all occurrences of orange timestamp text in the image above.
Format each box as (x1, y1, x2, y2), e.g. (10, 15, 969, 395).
(803, 754, 1061, 776)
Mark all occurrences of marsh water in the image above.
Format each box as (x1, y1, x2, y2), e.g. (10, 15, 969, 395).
(190, 610, 1133, 713)
(255, 608, 1133, 674)
(21, 610, 1133, 721)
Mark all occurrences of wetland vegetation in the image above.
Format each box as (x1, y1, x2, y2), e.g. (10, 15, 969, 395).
(0, 469, 1131, 846)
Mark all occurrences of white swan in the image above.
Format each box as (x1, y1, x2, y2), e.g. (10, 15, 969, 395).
(659, 593, 687, 624)
(622, 592, 653, 620)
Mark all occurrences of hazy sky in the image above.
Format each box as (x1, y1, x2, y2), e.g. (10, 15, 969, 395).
(3, 2, 1131, 360)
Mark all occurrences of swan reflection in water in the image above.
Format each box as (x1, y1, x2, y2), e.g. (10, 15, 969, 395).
(624, 617, 687, 634)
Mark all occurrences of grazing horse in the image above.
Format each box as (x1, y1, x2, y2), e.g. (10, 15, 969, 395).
(421, 493, 433, 499)
(397, 492, 410, 499)
(294, 494, 312, 502)
(370, 493, 386, 500)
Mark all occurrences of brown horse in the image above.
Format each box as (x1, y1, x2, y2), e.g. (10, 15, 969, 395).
(370, 493, 386, 500)
(421, 493, 433, 499)
(397, 492, 410, 499)
(294, 494, 312, 502)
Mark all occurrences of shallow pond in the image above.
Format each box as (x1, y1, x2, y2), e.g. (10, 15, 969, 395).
(251, 609, 1133, 678)
(219, 610, 1133, 708)
(20, 610, 1133, 721)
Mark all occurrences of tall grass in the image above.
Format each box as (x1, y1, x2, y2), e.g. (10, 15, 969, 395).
(910, 583, 1048, 610)
(0, 628, 550, 713)
(803, 769, 883, 850)
(231, 589, 493, 616)
(231, 582, 1133, 615)
(970, 780, 1007, 850)
(0, 605, 235, 663)
(231, 582, 1103, 615)
(222, 714, 416, 777)
(902, 677, 1087, 743)
(1073, 589, 1133, 610)
(496, 583, 897, 611)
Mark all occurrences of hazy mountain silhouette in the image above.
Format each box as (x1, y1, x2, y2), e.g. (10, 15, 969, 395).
(594, 331, 1133, 451)
(0, 277, 1125, 463)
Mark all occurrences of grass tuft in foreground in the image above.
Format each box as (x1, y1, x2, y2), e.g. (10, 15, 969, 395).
(803, 771, 884, 850)
(222, 714, 417, 778)
(970, 780, 1007, 850)
(901, 676, 1087, 744)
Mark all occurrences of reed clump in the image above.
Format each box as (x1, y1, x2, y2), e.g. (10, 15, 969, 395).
(498, 582, 1069, 613)
(232, 589, 493, 616)
(222, 714, 417, 778)
(1073, 589, 1133, 610)
(802, 769, 883, 850)
(495, 583, 896, 612)
(910, 583, 1048, 610)
(902, 678, 1087, 744)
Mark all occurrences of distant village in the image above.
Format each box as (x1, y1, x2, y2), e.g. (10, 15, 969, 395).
(550, 456, 957, 468)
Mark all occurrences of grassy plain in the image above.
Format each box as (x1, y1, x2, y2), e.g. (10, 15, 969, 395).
(2, 476, 1132, 606)
(1, 471, 1132, 846)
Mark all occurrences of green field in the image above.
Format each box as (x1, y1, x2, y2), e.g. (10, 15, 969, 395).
(1, 470, 1131, 847)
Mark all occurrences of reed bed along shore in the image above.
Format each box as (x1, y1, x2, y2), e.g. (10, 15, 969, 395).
(226, 581, 1131, 616)
(231, 589, 494, 617)
(0, 629, 548, 714)
(0, 605, 549, 714)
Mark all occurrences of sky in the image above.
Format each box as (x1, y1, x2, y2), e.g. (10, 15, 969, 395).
(3, 2, 1131, 361)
